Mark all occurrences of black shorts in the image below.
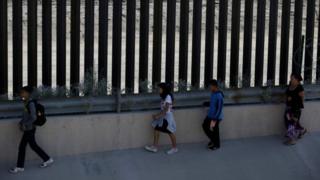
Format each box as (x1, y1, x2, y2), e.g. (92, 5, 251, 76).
(154, 119, 172, 134)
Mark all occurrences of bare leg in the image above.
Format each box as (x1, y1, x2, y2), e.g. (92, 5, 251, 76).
(168, 133, 177, 148)
(153, 130, 160, 147)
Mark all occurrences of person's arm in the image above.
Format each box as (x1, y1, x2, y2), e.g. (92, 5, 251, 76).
(299, 90, 305, 107)
(212, 96, 223, 121)
(153, 103, 170, 120)
(208, 95, 215, 119)
(25, 102, 37, 126)
(285, 88, 292, 102)
(287, 95, 292, 102)
(209, 95, 223, 129)
(203, 101, 210, 107)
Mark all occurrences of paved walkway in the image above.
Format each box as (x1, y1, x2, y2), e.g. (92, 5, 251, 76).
(1, 133, 320, 180)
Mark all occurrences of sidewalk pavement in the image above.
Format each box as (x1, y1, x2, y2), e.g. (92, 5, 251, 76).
(1, 133, 320, 180)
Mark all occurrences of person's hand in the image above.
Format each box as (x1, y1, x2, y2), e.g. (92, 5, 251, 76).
(292, 117, 298, 122)
(19, 123, 25, 132)
(152, 114, 157, 120)
(203, 102, 210, 107)
(286, 113, 292, 121)
(210, 120, 217, 131)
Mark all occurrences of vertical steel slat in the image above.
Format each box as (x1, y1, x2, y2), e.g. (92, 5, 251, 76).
(98, 0, 108, 81)
(217, 0, 228, 84)
(242, 0, 254, 87)
(152, 0, 163, 86)
(292, 0, 303, 75)
(70, 0, 81, 91)
(254, 0, 266, 87)
(230, 0, 241, 88)
(27, 0, 37, 87)
(139, 0, 149, 91)
(267, 0, 278, 85)
(0, 0, 8, 95)
(191, 0, 202, 88)
(317, 0, 320, 82)
(112, 0, 122, 90)
(85, 0, 94, 79)
(304, 0, 315, 84)
(204, 0, 215, 86)
(279, 0, 291, 85)
(57, 0, 66, 87)
(12, 0, 22, 95)
(126, 0, 136, 93)
(42, 0, 52, 87)
(165, 0, 176, 83)
(179, 0, 189, 86)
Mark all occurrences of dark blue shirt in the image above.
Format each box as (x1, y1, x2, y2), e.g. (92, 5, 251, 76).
(207, 91, 224, 121)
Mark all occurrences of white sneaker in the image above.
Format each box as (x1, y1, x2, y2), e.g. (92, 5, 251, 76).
(40, 158, 54, 168)
(9, 167, 24, 174)
(166, 148, 178, 155)
(145, 145, 158, 153)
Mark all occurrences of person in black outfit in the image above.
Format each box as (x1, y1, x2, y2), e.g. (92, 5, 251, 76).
(284, 73, 307, 145)
(9, 86, 53, 174)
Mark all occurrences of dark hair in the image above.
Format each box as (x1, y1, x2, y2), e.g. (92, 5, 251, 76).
(208, 79, 219, 87)
(21, 86, 34, 94)
(158, 83, 174, 101)
(291, 73, 303, 82)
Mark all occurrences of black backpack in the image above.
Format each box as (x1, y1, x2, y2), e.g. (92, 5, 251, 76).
(27, 100, 47, 126)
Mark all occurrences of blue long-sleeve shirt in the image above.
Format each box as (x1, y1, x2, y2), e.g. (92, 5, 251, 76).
(207, 91, 224, 121)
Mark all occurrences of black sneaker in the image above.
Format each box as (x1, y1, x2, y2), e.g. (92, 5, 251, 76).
(208, 146, 220, 151)
(298, 129, 307, 139)
(207, 142, 214, 148)
(284, 139, 296, 146)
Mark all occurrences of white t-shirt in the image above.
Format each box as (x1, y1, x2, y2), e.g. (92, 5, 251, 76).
(161, 95, 173, 113)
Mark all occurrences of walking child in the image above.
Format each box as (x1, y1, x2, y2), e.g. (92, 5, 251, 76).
(9, 86, 53, 174)
(202, 80, 224, 150)
(145, 83, 178, 155)
(284, 107, 300, 145)
(284, 73, 307, 145)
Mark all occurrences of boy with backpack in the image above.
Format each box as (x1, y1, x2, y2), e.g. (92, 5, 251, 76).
(9, 86, 53, 174)
(202, 80, 224, 150)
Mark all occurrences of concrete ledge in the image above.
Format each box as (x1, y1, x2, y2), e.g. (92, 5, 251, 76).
(1, 101, 320, 163)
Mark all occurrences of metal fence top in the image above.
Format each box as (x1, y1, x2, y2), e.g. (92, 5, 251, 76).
(1, 85, 319, 119)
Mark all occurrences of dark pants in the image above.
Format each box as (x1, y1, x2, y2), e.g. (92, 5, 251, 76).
(17, 129, 50, 168)
(202, 117, 220, 148)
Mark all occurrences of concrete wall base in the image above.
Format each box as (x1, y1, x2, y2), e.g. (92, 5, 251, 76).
(1, 101, 320, 163)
